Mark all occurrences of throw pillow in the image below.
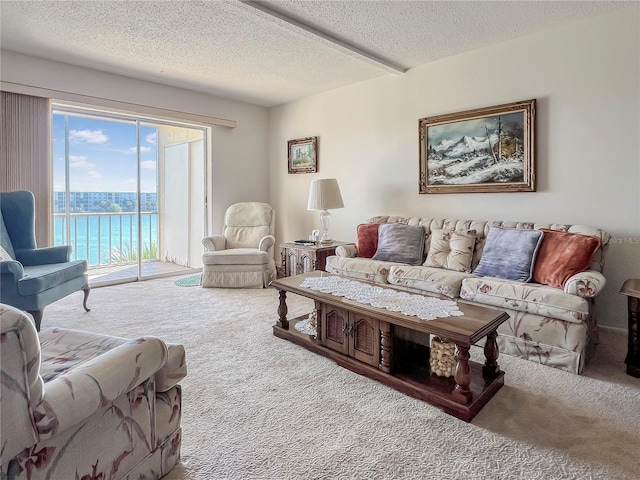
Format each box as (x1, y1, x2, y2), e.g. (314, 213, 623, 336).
(532, 229, 601, 288)
(473, 227, 544, 282)
(0, 245, 12, 261)
(424, 229, 476, 273)
(372, 223, 425, 266)
(356, 223, 380, 258)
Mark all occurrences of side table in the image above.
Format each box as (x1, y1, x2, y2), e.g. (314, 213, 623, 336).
(280, 241, 353, 277)
(620, 279, 640, 378)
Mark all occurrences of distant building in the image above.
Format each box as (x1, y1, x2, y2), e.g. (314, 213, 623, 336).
(54, 192, 158, 212)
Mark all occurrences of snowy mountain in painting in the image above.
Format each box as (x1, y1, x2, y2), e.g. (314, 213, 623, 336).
(436, 134, 499, 158)
(427, 133, 524, 185)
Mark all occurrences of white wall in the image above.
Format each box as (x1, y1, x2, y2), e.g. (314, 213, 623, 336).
(269, 6, 640, 329)
(0, 50, 270, 233)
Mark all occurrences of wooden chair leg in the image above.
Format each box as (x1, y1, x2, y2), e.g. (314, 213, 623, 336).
(82, 286, 91, 312)
(27, 310, 43, 332)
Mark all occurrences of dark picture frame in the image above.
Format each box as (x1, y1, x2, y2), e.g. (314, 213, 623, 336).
(288, 136, 318, 174)
(419, 99, 536, 194)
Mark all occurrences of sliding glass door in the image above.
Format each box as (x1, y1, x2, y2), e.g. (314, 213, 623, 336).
(52, 106, 206, 285)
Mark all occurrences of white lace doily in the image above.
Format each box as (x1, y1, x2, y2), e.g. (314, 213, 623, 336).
(300, 276, 462, 321)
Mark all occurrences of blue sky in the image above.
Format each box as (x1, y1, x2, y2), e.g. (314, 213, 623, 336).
(52, 113, 158, 193)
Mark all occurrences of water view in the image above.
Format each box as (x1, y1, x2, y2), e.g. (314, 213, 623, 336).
(54, 213, 158, 267)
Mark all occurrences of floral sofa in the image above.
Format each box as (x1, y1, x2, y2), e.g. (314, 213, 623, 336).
(0, 304, 187, 480)
(326, 216, 610, 374)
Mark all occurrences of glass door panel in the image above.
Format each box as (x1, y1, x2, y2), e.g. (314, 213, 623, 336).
(53, 108, 207, 284)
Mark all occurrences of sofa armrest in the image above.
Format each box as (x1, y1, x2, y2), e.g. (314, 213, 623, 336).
(259, 235, 275, 252)
(156, 344, 187, 392)
(202, 235, 226, 252)
(564, 270, 606, 298)
(33, 337, 168, 439)
(15, 246, 70, 266)
(1, 259, 25, 279)
(0, 305, 44, 463)
(336, 245, 357, 257)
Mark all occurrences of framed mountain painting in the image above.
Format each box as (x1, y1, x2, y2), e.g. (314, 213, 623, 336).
(419, 99, 536, 194)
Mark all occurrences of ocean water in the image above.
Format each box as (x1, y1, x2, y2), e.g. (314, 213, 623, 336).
(54, 213, 158, 266)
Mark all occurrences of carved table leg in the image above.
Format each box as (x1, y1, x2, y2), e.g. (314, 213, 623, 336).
(626, 296, 640, 377)
(380, 321, 392, 373)
(453, 344, 472, 405)
(277, 289, 289, 329)
(82, 286, 91, 312)
(483, 329, 500, 377)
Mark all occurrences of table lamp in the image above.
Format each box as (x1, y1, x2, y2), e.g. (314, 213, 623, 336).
(307, 178, 344, 244)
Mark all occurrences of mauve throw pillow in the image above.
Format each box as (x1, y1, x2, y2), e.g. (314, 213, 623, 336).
(532, 229, 601, 288)
(372, 223, 426, 266)
(473, 227, 544, 282)
(356, 223, 380, 258)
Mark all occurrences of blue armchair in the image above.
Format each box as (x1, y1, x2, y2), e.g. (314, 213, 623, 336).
(0, 191, 90, 330)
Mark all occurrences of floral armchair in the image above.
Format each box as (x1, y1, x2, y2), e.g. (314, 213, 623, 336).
(0, 304, 187, 480)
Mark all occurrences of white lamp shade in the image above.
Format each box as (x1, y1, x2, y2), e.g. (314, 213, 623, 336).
(307, 178, 344, 210)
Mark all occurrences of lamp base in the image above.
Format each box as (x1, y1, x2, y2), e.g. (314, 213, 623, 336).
(319, 209, 333, 244)
(319, 234, 333, 244)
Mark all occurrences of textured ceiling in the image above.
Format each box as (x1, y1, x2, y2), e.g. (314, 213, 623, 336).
(0, 0, 626, 107)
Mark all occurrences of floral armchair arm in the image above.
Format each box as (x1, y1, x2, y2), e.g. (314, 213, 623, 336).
(336, 245, 358, 258)
(33, 336, 168, 442)
(0, 305, 45, 463)
(14, 245, 71, 266)
(564, 270, 607, 298)
(258, 235, 275, 253)
(202, 235, 226, 252)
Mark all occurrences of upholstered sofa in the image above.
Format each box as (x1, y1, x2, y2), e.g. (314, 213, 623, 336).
(326, 216, 610, 374)
(0, 304, 187, 480)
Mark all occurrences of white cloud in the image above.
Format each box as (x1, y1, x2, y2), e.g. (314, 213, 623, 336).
(88, 171, 103, 179)
(69, 155, 95, 169)
(69, 129, 108, 144)
(140, 160, 156, 170)
(145, 132, 157, 145)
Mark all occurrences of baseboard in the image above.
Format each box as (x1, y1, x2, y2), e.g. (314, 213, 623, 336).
(599, 325, 627, 335)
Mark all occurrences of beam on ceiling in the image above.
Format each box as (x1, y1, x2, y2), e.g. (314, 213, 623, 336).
(238, 0, 407, 75)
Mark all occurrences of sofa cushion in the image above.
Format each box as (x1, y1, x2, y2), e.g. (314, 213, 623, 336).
(460, 277, 589, 324)
(372, 223, 425, 266)
(325, 255, 395, 284)
(356, 223, 380, 258)
(388, 265, 476, 299)
(473, 227, 543, 282)
(18, 261, 88, 296)
(532, 229, 601, 288)
(202, 248, 270, 266)
(424, 229, 475, 273)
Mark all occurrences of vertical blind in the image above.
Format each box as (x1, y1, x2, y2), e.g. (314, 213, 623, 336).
(0, 91, 51, 246)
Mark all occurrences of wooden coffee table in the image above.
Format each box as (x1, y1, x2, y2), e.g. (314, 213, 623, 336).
(272, 271, 509, 422)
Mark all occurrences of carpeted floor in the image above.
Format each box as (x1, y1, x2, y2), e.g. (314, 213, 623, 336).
(44, 278, 640, 479)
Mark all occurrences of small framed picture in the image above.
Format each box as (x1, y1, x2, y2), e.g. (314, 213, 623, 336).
(310, 229, 320, 242)
(288, 137, 318, 174)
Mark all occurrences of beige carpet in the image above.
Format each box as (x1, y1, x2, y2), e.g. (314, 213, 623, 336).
(44, 277, 640, 479)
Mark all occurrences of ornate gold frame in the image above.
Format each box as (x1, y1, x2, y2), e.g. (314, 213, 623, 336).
(288, 136, 318, 174)
(419, 99, 536, 194)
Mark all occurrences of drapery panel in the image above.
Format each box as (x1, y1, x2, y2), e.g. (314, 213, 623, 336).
(0, 91, 51, 246)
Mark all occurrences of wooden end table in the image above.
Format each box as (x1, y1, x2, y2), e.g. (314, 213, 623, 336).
(272, 272, 509, 422)
(280, 241, 353, 276)
(621, 279, 640, 377)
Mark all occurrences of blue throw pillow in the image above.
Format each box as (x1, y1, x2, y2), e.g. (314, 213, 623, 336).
(372, 223, 426, 266)
(473, 227, 544, 282)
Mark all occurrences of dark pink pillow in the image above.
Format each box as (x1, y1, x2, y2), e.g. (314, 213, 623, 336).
(356, 224, 380, 258)
(532, 229, 601, 288)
